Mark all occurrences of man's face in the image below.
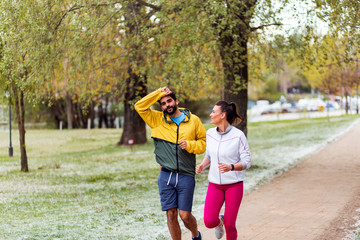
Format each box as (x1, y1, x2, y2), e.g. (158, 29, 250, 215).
(160, 96, 178, 115)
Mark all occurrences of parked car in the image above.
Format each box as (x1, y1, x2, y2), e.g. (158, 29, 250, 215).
(297, 98, 326, 112)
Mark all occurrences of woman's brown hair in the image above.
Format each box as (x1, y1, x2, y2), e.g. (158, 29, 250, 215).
(215, 100, 242, 125)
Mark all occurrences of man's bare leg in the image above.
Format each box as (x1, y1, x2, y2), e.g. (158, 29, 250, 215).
(179, 210, 199, 238)
(167, 208, 181, 240)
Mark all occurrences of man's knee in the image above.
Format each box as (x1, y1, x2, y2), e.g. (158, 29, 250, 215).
(179, 210, 193, 223)
(166, 208, 178, 222)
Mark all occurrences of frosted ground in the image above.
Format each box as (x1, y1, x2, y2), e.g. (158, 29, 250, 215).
(0, 116, 359, 240)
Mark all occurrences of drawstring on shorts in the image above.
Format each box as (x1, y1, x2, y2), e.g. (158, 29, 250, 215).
(166, 172, 179, 188)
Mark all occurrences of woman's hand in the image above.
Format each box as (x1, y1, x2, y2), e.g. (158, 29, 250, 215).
(218, 162, 231, 173)
(196, 164, 204, 174)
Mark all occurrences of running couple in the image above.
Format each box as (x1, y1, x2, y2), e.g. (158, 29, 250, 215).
(135, 87, 251, 240)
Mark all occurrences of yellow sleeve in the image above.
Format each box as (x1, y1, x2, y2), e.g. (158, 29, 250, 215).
(186, 116, 206, 154)
(134, 88, 165, 128)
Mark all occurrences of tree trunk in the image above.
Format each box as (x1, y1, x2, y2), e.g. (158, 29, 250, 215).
(218, 25, 250, 136)
(118, 1, 148, 145)
(118, 66, 147, 145)
(63, 58, 73, 129)
(12, 86, 28, 172)
(345, 91, 349, 114)
(207, 0, 256, 137)
(49, 99, 66, 129)
(89, 101, 95, 128)
(81, 101, 95, 129)
(65, 91, 73, 129)
(98, 101, 109, 129)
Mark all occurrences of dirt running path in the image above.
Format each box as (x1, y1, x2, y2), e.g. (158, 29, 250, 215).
(183, 121, 360, 240)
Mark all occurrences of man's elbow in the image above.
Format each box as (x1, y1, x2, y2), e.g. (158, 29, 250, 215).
(197, 142, 206, 154)
(134, 102, 140, 113)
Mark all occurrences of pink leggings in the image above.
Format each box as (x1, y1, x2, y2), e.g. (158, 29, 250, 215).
(204, 181, 243, 240)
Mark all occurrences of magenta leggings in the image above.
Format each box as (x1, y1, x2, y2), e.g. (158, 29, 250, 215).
(204, 181, 243, 240)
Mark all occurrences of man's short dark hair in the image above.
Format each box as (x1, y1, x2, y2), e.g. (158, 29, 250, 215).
(158, 91, 177, 104)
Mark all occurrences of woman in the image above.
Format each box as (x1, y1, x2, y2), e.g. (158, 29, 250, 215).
(196, 101, 251, 240)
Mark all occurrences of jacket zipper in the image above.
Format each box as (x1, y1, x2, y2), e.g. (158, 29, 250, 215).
(176, 124, 180, 173)
(218, 134, 222, 184)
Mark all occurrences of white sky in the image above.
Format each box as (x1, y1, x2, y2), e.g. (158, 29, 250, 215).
(259, 0, 330, 38)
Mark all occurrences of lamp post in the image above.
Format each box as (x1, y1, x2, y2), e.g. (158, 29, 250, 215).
(5, 91, 13, 157)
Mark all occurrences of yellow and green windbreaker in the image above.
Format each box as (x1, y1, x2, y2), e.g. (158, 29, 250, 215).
(135, 88, 206, 177)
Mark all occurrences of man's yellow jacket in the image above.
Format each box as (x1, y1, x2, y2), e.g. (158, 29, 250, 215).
(135, 88, 206, 177)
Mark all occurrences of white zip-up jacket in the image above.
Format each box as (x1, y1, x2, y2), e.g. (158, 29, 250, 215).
(206, 125, 251, 185)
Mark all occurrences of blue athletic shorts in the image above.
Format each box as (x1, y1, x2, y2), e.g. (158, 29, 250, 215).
(158, 168, 195, 211)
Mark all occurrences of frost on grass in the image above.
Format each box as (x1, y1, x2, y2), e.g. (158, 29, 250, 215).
(342, 208, 360, 240)
(0, 118, 359, 240)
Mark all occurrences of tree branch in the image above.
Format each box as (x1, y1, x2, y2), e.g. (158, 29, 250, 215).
(320, 58, 360, 67)
(54, 2, 122, 32)
(144, 8, 159, 22)
(250, 23, 282, 32)
(54, 5, 80, 32)
(54, 1, 161, 32)
(136, 0, 161, 11)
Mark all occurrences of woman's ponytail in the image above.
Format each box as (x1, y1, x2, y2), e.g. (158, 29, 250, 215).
(215, 101, 242, 125)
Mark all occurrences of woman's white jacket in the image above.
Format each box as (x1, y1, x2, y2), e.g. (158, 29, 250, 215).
(205, 125, 251, 185)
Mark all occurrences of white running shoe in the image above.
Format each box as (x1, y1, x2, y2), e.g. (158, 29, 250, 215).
(215, 214, 224, 239)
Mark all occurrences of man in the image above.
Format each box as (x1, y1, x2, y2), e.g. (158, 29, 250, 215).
(135, 87, 206, 240)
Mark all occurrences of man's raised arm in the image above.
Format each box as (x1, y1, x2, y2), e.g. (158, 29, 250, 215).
(134, 88, 166, 128)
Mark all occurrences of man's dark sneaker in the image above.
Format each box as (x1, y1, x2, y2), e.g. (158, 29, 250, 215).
(192, 231, 202, 240)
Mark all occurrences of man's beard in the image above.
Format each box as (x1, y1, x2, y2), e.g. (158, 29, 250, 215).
(164, 105, 178, 115)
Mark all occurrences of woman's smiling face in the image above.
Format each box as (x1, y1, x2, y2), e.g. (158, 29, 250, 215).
(210, 105, 225, 125)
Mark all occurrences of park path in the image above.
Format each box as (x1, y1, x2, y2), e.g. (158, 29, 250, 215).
(183, 120, 360, 240)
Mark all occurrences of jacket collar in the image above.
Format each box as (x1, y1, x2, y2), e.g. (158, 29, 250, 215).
(216, 124, 233, 135)
(164, 108, 190, 124)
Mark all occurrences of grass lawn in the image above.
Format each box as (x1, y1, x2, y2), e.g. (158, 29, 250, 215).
(0, 115, 359, 239)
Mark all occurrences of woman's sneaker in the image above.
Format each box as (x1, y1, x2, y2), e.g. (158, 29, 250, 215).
(215, 215, 224, 239)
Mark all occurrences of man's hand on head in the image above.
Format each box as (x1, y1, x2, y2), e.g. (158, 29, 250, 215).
(162, 87, 172, 95)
